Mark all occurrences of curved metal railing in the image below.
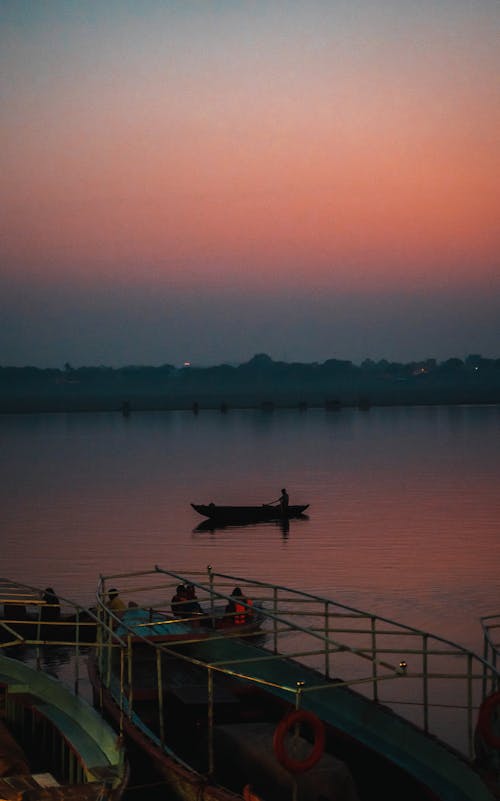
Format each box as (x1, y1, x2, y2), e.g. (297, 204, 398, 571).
(95, 566, 500, 762)
(0, 577, 128, 796)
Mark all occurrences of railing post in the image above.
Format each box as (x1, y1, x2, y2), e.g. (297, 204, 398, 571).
(96, 603, 104, 709)
(291, 682, 305, 801)
(273, 586, 278, 654)
(119, 646, 125, 737)
(295, 680, 304, 710)
(370, 616, 378, 702)
(74, 607, 80, 696)
(106, 620, 113, 689)
(127, 634, 133, 718)
(208, 667, 214, 776)
(324, 601, 330, 679)
(422, 634, 429, 733)
(467, 652, 474, 759)
(156, 648, 165, 748)
(482, 629, 489, 698)
(208, 565, 216, 627)
(36, 601, 42, 671)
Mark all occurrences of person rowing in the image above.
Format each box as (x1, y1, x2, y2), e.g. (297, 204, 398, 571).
(268, 488, 289, 514)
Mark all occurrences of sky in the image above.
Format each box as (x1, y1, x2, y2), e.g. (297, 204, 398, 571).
(1, 0, 499, 367)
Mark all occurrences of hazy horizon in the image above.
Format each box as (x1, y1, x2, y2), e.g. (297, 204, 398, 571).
(1, 338, 497, 372)
(2, 1, 499, 368)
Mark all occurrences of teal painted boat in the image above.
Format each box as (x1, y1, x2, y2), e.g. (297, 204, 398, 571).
(88, 566, 500, 801)
(0, 579, 129, 800)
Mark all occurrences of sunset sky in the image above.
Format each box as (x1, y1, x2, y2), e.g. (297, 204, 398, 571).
(1, 0, 499, 367)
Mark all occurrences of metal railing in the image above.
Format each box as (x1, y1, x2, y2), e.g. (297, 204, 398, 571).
(0, 578, 128, 794)
(95, 566, 500, 762)
(481, 614, 500, 693)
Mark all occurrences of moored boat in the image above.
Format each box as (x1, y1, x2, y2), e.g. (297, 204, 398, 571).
(0, 578, 129, 800)
(118, 604, 264, 641)
(88, 566, 499, 801)
(0, 582, 99, 644)
(191, 503, 309, 523)
(94, 568, 265, 644)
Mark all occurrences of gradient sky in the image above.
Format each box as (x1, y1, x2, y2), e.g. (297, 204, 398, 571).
(1, 0, 499, 367)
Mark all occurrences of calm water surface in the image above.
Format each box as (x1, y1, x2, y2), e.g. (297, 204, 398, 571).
(2, 405, 499, 655)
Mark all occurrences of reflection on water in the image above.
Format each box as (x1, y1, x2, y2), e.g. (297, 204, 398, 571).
(1, 405, 499, 657)
(192, 515, 309, 538)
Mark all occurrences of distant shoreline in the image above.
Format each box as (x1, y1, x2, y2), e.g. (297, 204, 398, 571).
(2, 355, 499, 413)
(1, 394, 499, 415)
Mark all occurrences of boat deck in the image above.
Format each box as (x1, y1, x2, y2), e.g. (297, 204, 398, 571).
(94, 566, 500, 801)
(170, 634, 488, 801)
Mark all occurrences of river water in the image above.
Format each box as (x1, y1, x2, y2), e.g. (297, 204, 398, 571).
(2, 404, 499, 656)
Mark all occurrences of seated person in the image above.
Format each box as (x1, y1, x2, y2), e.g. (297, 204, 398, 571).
(183, 583, 203, 616)
(279, 487, 289, 513)
(171, 584, 203, 623)
(41, 587, 61, 621)
(269, 488, 289, 513)
(225, 586, 253, 625)
(171, 584, 187, 616)
(107, 588, 126, 614)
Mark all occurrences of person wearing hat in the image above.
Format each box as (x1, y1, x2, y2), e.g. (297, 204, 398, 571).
(108, 587, 126, 613)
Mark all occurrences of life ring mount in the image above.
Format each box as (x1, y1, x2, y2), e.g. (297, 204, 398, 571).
(273, 709, 325, 774)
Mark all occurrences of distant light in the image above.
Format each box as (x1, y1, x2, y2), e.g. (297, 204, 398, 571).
(183, 361, 191, 367)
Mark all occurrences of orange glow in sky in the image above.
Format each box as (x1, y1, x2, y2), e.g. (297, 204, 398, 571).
(1, 2, 499, 365)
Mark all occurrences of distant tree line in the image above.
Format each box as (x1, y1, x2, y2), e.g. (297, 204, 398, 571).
(2, 351, 499, 377)
(1, 353, 499, 412)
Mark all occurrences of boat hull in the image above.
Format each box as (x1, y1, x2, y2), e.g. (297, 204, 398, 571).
(88, 655, 241, 801)
(0, 653, 128, 800)
(191, 503, 309, 523)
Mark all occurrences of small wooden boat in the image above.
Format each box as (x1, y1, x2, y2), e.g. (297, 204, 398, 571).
(113, 601, 265, 643)
(88, 566, 498, 801)
(0, 579, 128, 800)
(191, 503, 309, 523)
(96, 569, 265, 645)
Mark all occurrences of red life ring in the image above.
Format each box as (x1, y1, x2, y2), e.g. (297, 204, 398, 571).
(273, 709, 325, 774)
(476, 691, 500, 751)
